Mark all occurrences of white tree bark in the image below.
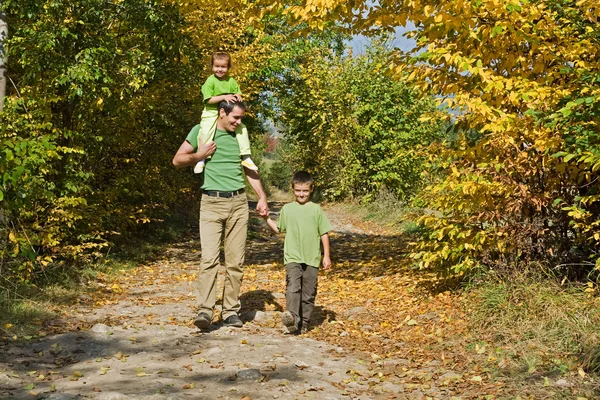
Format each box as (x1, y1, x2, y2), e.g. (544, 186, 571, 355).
(0, 9, 7, 112)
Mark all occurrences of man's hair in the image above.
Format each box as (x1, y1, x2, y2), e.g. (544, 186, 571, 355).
(218, 100, 246, 115)
(291, 171, 314, 188)
(212, 51, 231, 68)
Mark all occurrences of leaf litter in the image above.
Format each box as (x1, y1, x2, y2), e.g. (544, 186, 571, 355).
(0, 204, 587, 398)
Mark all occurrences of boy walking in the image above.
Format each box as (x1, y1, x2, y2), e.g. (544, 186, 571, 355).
(263, 171, 332, 334)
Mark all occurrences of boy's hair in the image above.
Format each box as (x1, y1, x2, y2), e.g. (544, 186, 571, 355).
(212, 51, 232, 68)
(218, 100, 246, 115)
(291, 171, 314, 188)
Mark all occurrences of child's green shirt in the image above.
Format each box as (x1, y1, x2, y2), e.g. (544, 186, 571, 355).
(201, 75, 241, 112)
(277, 201, 331, 268)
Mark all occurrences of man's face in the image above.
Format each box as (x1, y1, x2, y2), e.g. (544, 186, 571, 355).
(218, 106, 244, 132)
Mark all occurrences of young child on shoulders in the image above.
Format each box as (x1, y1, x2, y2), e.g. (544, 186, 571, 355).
(194, 51, 258, 174)
(262, 171, 332, 334)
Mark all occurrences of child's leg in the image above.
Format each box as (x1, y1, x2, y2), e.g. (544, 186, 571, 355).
(299, 265, 319, 330)
(236, 123, 258, 171)
(194, 111, 218, 174)
(283, 262, 303, 332)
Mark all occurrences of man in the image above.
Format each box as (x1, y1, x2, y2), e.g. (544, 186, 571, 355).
(173, 100, 269, 330)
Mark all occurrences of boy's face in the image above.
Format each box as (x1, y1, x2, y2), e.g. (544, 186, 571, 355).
(212, 58, 229, 78)
(293, 182, 312, 204)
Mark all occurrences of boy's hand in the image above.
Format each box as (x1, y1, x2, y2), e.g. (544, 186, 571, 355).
(234, 94, 243, 102)
(322, 256, 332, 270)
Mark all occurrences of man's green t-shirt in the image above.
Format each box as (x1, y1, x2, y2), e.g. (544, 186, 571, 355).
(277, 201, 331, 268)
(186, 125, 244, 191)
(201, 75, 241, 112)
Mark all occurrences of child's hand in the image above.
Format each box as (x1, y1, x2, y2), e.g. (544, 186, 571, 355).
(234, 94, 243, 102)
(223, 94, 238, 103)
(322, 256, 332, 270)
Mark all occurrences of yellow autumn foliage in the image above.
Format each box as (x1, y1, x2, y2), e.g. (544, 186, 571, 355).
(255, 0, 600, 274)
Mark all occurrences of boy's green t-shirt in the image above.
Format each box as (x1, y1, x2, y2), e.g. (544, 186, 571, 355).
(201, 75, 241, 112)
(277, 201, 331, 268)
(185, 125, 244, 191)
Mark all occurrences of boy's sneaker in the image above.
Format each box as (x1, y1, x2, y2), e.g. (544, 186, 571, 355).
(223, 314, 243, 328)
(194, 160, 205, 174)
(194, 312, 211, 330)
(281, 311, 298, 333)
(300, 326, 309, 335)
(241, 157, 258, 171)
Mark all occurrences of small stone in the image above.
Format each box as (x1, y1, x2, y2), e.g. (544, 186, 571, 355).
(381, 382, 404, 393)
(90, 324, 110, 334)
(242, 310, 266, 322)
(236, 368, 263, 381)
(438, 371, 463, 384)
(555, 378, 571, 387)
(339, 331, 349, 337)
(43, 395, 82, 400)
(206, 347, 223, 356)
(271, 292, 285, 299)
(345, 306, 366, 316)
(295, 361, 310, 369)
(418, 312, 439, 321)
(336, 347, 345, 353)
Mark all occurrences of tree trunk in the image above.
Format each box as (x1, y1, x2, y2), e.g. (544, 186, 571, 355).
(0, 9, 7, 112)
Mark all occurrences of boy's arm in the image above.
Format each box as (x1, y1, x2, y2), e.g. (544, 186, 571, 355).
(262, 216, 280, 234)
(321, 233, 332, 270)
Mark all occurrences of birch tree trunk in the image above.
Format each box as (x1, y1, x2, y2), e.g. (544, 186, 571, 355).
(0, 8, 7, 112)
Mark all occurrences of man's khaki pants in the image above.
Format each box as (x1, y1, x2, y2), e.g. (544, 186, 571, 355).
(197, 193, 248, 320)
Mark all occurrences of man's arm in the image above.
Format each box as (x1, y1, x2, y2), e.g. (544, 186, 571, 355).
(244, 168, 269, 217)
(321, 233, 332, 270)
(172, 140, 216, 168)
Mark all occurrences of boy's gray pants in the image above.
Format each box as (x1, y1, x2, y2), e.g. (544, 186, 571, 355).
(285, 262, 319, 328)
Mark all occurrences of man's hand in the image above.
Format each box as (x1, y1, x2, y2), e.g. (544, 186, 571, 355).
(322, 256, 332, 270)
(257, 199, 269, 217)
(172, 139, 217, 168)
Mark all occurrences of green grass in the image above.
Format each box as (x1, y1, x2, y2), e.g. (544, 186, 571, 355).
(468, 275, 600, 390)
(334, 189, 421, 235)
(0, 283, 80, 338)
(0, 224, 181, 339)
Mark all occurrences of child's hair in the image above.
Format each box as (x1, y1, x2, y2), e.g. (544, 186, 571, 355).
(212, 51, 232, 68)
(291, 171, 314, 188)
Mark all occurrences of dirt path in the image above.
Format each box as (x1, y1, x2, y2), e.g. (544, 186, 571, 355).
(1, 204, 559, 399)
(0, 205, 411, 400)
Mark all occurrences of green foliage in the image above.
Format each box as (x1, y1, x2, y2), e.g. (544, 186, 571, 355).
(269, 38, 445, 201)
(0, 0, 202, 281)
